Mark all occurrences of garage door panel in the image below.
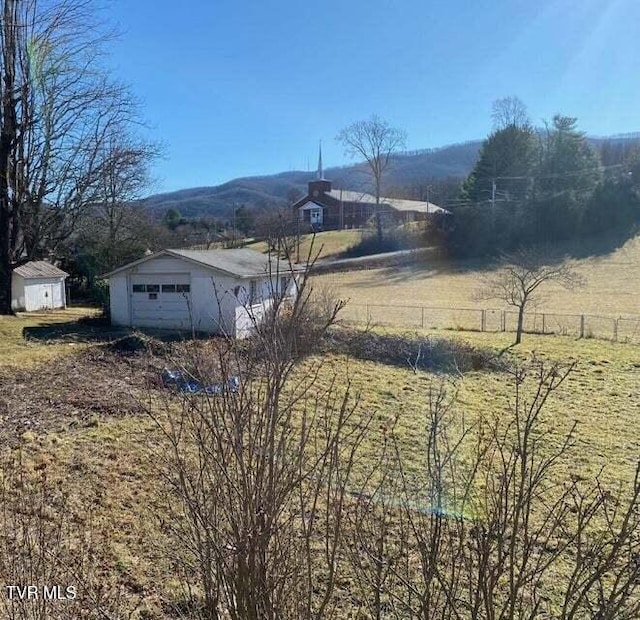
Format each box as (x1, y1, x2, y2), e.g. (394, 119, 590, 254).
(130, 273, 192, 329)
(131, 273, 190, 284)
(132, 299, 190, 311)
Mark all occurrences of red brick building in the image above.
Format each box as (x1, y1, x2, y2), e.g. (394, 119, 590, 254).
(291, 153, 446, 230)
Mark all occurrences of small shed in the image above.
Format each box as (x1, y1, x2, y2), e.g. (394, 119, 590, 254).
(102, 248, 299, 338)
(11, 261, 69, 312)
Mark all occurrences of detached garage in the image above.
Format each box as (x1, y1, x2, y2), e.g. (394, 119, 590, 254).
(102, 248, 298, 337)
(11, 261, 68, 312)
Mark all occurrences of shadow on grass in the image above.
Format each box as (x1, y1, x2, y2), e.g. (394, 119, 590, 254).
(325, 328, 503, 375)
(330, 229, 640, 286)
(557, 227, 640, 261)
(22, 315, 206, 347)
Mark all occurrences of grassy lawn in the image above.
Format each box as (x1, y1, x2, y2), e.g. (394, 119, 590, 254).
(0, 307, 102, 367)
(245, 229, 364, 260)
(308, 330, 640, 487)
(2, 310, 639, 615)
(314, 233, 640, 318)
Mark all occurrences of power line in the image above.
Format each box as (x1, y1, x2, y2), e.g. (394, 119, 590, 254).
(492, 162, 628, 182)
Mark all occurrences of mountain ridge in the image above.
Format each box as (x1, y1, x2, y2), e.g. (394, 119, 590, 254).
(142, 133, 640, 219)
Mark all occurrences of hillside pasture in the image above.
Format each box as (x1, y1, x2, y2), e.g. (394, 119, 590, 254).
(0, 310, 638, 616)
(314, 234, 640, 320)
(245, 228, 364, 260)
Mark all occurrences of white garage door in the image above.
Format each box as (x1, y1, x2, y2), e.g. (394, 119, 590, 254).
(130, 273, 192, 329)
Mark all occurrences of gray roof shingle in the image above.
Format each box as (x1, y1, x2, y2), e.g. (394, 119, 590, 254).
(101, 248, 301, 279)
(13, 261, 68, 279)
(169, 248, 280, 277)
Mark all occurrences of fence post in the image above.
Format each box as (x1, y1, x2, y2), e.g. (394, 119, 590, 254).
(366, 304, 370, 324)
(501, 310, 506, 332)
(481, 309, 486, 332)
(542, 313, 546, 334)
(613, 318, 618, 342)
(421, 307, 425, 329)
(580, 315, 585, 338)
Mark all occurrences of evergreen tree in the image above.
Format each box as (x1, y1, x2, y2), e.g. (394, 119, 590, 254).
(529, 116, 602, 239)
(536, 115, 601, 198)
(463, 124, 537, 205)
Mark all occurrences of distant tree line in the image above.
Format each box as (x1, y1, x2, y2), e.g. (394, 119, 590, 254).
(436, 98, 640, 257)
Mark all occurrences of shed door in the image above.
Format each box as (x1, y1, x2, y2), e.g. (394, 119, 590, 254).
(41, 284, 54, 309)
(130, 273, 192, 329)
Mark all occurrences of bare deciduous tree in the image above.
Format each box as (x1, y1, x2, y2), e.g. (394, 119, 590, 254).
(72, 135, 162, 280)
(491, 96, 530, 130)
(337, 115, 407, 242)
(0, 0, 155, 314)
(478, 247, 586, 345)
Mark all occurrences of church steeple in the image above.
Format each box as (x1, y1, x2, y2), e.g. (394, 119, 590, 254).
(317, 140, 323, 179)
(308, 139, 331, 197)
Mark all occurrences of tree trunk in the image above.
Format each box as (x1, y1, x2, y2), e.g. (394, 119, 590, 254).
(0, 258, 11, 315)
(0, 189, 14, 315)
(375, 186, 383, 245)
(515, 305, 525, 345)
(0, 0, 18, 315)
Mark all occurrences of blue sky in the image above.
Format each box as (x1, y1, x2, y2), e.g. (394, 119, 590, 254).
(106, 0, 640, 194)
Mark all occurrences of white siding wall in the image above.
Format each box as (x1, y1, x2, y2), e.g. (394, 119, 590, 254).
(109, 274, 130, 326)
(11, 277, 66, 312)
(51, 279, 65, 307)
(109, 257, 242, 334)
(189, 268, 234, 333)
(235, 298, 275, 339)
(108, 255, 296, 336)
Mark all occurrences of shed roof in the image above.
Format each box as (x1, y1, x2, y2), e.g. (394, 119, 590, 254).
(13, 261, 68, 279)
(101, 248, 302, 279)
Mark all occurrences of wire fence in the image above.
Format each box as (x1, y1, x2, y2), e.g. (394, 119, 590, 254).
(341, 303, 640, 344)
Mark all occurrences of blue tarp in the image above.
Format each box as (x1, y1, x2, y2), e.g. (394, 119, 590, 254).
(162, 368, 240, 395)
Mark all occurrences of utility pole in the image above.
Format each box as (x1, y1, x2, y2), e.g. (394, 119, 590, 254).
(296, 216, 301, 263)
(233, 203, 237, 246)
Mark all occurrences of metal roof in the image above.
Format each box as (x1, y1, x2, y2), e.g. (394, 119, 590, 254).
(13, 261, 68, 279)
(326, 190, 448, 214)
(101, 248, 302, 279)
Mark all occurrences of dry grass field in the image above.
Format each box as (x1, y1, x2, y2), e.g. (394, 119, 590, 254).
(314, 234, 640, 318)
(5, 328, 638, 614)
(1, 275, 639, 616)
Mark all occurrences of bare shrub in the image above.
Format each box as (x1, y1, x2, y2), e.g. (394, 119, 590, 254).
(244, 253, 347, 360)
(147, 240, 637, 618)
(346, 360, 640, 619)
(327, 328, 498, 374)
(148, 260, 367, 619)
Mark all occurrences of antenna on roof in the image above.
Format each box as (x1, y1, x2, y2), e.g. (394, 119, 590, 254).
(317, 140, 323, 180)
